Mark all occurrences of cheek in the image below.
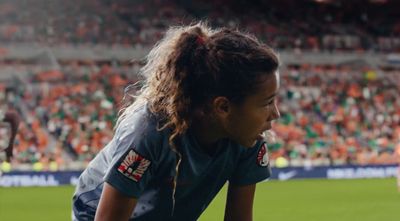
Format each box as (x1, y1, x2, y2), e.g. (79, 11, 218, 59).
(251, 108, 268, 124)
(226, 113, 251, 136)
(226, 108, 266, 138)
(238, 111, 264, 133)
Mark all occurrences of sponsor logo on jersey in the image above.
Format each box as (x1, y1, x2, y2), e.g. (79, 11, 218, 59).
(257, 143, 269, 167)
(117, 149, 151, 182)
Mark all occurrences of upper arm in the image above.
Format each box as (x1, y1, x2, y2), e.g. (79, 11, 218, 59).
(95, 182, 138, 221)
(224, 183, 256, 221)
(104, 113, 160, 198)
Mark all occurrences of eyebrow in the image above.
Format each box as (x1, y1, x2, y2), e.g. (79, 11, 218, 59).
(263, 92, 277, 102)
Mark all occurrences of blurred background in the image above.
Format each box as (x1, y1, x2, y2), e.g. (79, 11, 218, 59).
(0, 0, 399, 220)
(1, 0, 399, 172)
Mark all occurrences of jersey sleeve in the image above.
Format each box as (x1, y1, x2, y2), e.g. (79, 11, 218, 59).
(229, 141, 272, 186)
(104, 114, 160, 198)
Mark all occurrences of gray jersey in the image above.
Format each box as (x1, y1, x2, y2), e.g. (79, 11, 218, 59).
(72, 106, 271, 221)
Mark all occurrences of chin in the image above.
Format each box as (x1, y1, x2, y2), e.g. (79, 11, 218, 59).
(239, 139, 257, 148)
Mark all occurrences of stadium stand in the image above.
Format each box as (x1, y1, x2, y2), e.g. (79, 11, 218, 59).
(275, 66, 400, 166)
(0, 0, 399, 170)
(1, 0, 400, 51)
(2, 62, 398, 170)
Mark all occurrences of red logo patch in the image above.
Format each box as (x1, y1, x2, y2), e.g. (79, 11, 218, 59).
(257, 143, 269, 167)
(117, 149, 151, 182)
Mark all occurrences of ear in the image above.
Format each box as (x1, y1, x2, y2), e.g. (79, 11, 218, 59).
(212, 96, 231, 118)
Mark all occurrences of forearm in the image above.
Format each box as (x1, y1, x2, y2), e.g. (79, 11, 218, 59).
(224, 184, 255, 221)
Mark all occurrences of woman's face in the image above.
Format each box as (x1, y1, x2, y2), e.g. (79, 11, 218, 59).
(224, 71, 280, 147)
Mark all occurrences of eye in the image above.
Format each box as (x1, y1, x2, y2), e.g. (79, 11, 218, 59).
(262, 99, 275, 108)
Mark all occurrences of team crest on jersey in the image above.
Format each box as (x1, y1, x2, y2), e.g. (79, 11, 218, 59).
(257, 143, 269, 167)
(117, 149, 151, 182)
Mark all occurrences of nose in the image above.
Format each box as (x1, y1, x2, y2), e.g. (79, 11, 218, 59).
(271, 103, 280, 120)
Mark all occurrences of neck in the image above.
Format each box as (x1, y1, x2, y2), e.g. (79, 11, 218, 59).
(191, 115, 226, 155)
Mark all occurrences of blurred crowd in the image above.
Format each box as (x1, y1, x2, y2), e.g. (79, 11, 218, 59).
(1, 63, 399, 170)
(0, 0, 400, 52)
(0, 0, 134, 46)
(272, 66, 400, 166)
(1, 0, 399, 170)
(2, 62, 141, 170)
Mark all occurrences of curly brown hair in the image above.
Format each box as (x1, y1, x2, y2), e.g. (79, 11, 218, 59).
(118, 22, 278, 145)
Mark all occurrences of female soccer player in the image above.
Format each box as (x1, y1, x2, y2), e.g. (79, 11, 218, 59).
(72, 23, 280, 221)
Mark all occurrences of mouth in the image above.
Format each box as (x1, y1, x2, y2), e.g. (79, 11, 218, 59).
(256, 127, 274, 142)
(255, 122, 273, 141)
(256, 130, 269, 141)
(256, 133, 265, 141)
